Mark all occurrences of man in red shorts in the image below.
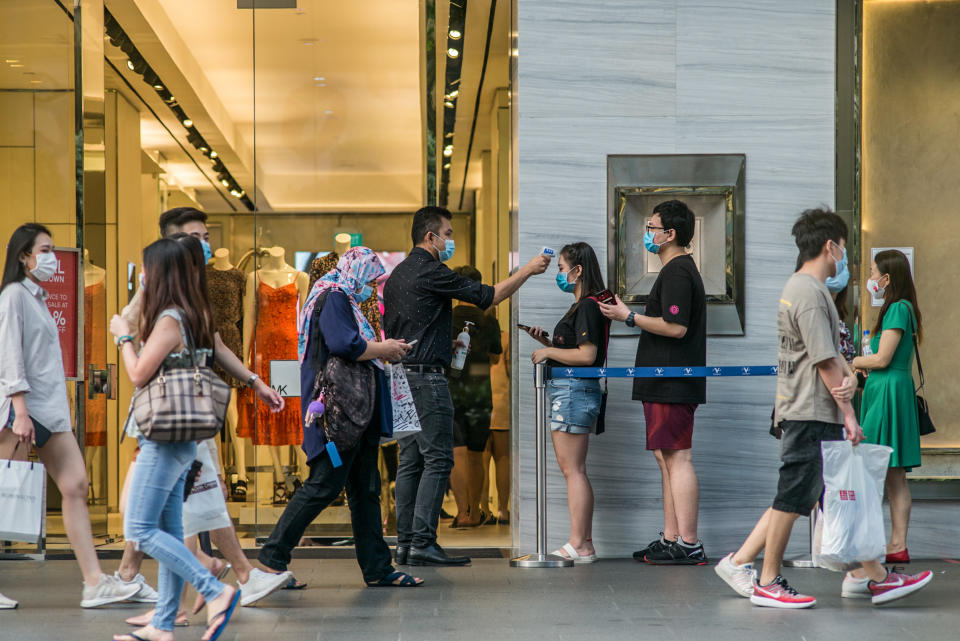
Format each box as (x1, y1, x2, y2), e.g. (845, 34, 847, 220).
(600, 199, 707, 565)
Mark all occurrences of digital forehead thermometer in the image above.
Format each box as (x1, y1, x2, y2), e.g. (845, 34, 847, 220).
(540, 247, 556, 257)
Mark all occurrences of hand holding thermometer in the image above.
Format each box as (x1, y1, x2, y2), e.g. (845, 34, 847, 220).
(540, 247, 556, 258)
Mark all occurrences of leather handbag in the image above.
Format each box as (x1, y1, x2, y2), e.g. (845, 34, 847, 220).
(132, 330, 230, 442)
(911, 325, 935, 436)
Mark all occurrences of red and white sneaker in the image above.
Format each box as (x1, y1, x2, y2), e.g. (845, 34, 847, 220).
(749, 575, 817, 609)
(869, 569, 933, 605)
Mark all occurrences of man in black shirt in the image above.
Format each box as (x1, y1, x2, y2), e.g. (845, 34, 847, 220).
(384, 206, 550, 566)
(600, 199, 708, 566)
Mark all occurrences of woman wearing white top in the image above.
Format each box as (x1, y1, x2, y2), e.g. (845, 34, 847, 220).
(0, 224, 141, 609)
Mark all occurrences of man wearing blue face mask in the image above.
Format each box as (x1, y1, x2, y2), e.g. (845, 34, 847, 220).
(384, 206, 551, 566)
(599, 199, 708, 565)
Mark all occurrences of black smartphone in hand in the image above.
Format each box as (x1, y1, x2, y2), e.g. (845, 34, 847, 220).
(593, 289, 615, 305)
(517, 323, 549, 340)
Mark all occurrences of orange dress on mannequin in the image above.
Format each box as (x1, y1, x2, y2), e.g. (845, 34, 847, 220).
(237, 280, 302, 445)
(84, 281, 106, 446)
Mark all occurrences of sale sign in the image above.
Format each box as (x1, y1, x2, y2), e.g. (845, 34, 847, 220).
(45, 249, 81, 379)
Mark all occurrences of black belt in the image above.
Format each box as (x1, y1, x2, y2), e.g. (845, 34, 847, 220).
(403, 365, 445, 374)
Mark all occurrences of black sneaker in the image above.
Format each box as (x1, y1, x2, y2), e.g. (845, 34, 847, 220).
(644, 540, 708, 566)
(632, 532, 672, 561)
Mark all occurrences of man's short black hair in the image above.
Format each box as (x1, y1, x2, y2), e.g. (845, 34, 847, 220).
(159, 207, 207, 238)
(411, 206, 452, 246)
(453, 265, 482, 282)
(653, 200, 695, 248)
(792, 207, 847, 264)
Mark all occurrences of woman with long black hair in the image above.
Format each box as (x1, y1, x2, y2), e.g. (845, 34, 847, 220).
(524, 242, 610, 563)
(0, 223, 141, 610)
(110, 238, 240, 641)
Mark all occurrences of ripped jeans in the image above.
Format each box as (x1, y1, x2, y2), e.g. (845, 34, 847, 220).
(125, 438, 226, 631)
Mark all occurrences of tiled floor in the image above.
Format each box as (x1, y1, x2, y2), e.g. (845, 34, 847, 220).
(1, 557, 957, 640)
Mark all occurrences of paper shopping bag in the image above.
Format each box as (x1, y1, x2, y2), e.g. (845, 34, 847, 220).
(388, 363, 422, 435)
(0, 458, 46, 543)
(182, 441, 232, 538)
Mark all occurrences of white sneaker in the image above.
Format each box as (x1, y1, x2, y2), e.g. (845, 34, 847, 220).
(239, 568, 293, 606)
(81, 573, 142, 608)
(841, 574, 872, 599)
(0, 592, 18, 609)
(115, 572, 159, 603)
(714, 553, 756, 598)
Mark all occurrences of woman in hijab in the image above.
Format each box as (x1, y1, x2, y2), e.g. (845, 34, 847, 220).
(257, 247, 423, 586)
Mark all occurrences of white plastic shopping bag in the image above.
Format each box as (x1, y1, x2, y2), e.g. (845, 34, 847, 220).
(388, 363, 422, 436)
(813, 440, 892, 571)
(0, 458, 46, 543)
(182, 441, 232, 538)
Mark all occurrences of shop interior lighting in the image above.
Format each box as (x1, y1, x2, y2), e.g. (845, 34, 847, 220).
(448, 29, 462, 39)
(438, 1, 465, 207)
(5, 59, 21, 63)
(104, 8, 252, 209)
(445, 101, 454, 108)
(447, 47, 460, 58)
(443, 145, 454, 157)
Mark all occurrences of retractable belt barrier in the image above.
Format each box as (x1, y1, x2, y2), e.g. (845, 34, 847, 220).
(511, 362, 781, 569)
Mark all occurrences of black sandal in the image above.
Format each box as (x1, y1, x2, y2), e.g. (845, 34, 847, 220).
(230, 479, 247, 501)
(366, 571, 424, 587)
(282, 576, 308, 590)
(273, 482, 289, 505)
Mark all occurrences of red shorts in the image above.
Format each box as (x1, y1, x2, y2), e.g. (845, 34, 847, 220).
(643, 402, 697, 451)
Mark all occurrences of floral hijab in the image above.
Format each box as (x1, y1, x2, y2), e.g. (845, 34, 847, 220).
(298, 247, 385, 366)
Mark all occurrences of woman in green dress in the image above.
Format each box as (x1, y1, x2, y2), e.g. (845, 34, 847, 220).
(852, 249, 922, 564)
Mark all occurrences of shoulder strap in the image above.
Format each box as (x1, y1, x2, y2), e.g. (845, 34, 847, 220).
(157, 308, 200, 367)
(909, 309, 924, 392)
(586, 296, 612, 392)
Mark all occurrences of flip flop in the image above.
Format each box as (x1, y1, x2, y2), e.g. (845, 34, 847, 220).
(203, 588, 241, 641)
(281, 576, 307, 590)
(192, 561, 232, 614)
(124, 610, 189, 627)
(365, 571, 424, 587)
(552, 542, 597, 564)
(113, 634, 149, 641)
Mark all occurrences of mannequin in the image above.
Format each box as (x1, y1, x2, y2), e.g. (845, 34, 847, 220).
(83, 249, 107, 503)
(238, 246, 309, 504)
(207, 248, 248, 500)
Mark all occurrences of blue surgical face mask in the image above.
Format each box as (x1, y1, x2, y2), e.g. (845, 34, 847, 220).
(556, 269, 577, 294)
(201, 239, 213, 264)
(643, 230, 661, 254)
(431, 233, 455, 262)
(825, 247, 849, 293)
(356, 284, 374, 302)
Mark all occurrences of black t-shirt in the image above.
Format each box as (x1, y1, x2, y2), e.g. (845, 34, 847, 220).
(632, 254, 707, 404)
(549, 297, 608, 368)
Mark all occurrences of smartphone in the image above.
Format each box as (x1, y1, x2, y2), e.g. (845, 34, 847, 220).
(406, 339, 419, 346)
(593, 289, 616, 305)
(517, 324, 549, 339)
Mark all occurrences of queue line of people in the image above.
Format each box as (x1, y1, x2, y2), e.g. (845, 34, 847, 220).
(0, 200, 936, 629)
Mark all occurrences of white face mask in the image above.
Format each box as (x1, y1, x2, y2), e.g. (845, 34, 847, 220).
(29, 252, 58, 282)
(866, 276, 886, 298)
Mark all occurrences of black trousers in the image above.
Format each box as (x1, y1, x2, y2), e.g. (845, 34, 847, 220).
(258, 427, 394, 583)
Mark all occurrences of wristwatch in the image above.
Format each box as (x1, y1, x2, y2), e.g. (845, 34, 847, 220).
(625, 312, 636, 328)
(246, 374, 260, 388)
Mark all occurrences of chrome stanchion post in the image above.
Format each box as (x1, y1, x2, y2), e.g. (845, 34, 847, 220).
(511, 362, 573, 568)
(783, 503, 817, 568)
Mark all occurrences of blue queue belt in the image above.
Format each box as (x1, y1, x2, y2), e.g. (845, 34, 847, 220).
(548, 365, 779, 379)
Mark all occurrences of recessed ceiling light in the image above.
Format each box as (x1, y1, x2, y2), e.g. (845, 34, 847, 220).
(449, 29, 462, 40)
(10, 63, 24, 68)
(443, 145, 453, 157)
(220, 179, 230, 187)
(443, 163, 451, 170)
(447, 48, 459, 59)
(446, 90, 459, 99)
(444, 101, 454, 108)
(313, 76, 325, 82)
(5, 59, 21, 63)
(209, 151, 218, 159)
(315, 83, 326, 87)
(182, 119, 193, 128)
(153, 83, 163, 90)
(30, 79, 42, 84)
(300, 38, 320, 46)
(126, 59, 135, 70)
(324, 109, 334, 115)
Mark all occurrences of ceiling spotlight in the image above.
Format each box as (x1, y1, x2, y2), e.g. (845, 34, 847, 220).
(30, 79, 42, 84)
(10, 63, 24, 68)
(443, 163, 451, 170)
(446, 89, 459, 99)
(444, 101, 454, 108)
(209, 151, 218, 159)
(445, 132, 454, 139)
(221, 179, 230, 187)
(126, 59, 135, 71)
(448, 29, 462, 39)
(5, 59, 21, 63)
(153, 83, 163, 90)
(315, 83, 326, 87)
(313, 76, 325, 82)
(447, 48, 460, 59)
(230, 189, 242, 197)
(443, 145, 453, 157)
(182, 118, 193, 128)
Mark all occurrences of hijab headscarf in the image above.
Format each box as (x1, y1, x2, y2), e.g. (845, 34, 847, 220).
(298, 247, 385, 366)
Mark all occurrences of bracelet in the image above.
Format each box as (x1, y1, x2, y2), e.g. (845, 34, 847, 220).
(246, 374, 260, 388)
(115, 335, 134, 347)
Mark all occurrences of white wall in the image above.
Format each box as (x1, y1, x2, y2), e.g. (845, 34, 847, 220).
(515, 0, 836, 557)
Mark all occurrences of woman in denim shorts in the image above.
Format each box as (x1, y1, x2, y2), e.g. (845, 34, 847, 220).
(525, 243, 610, 563)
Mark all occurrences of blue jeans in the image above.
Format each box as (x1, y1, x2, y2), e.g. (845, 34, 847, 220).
(125, 439, 226, 631)
(395, 371, 454, 548)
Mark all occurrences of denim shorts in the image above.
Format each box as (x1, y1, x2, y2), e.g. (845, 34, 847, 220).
(548, 378, 603, 435)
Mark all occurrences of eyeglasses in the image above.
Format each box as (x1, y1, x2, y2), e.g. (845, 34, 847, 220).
(645, 225, 666, 233)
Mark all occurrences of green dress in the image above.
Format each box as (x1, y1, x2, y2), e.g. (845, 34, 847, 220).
(860, 300, 921, 470)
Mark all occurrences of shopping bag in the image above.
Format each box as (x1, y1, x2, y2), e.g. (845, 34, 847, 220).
(182, 441, 232, 538)
(813, 440, 892, 571)
(387, 363, 422, 436)
(0, 458, 46, 543)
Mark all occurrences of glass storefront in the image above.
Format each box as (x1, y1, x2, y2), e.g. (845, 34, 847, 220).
(1, 0, 516, 551)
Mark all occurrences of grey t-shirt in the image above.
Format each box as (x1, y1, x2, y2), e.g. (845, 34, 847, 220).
(774, 273, 844, 426)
